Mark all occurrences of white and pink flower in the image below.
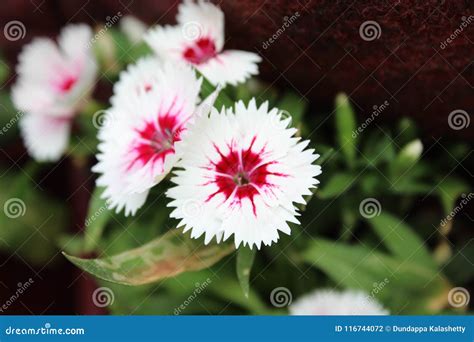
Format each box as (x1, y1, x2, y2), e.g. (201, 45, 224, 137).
(289, 289, 389, 315)
(93, 58, 214, 216)
(12, 24, 97, 161)
(166, 99, 321, 249)
(145, 0, 261, 87)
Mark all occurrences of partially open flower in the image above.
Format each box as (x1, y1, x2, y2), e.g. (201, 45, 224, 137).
(167, 99, 321, 249)
(145, 0, 261, 87)
(289, 289, 389, 315)
(12, 24, 97, 161)
(93, 58, 213, 216)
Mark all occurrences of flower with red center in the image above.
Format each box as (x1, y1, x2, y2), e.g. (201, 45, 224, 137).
(93, 59, 214, 216)
(145, 0, 261, 86)
(167, 99, 322, 249)
(110, 57, 163, 108)
(289, 289, 389, 315)
(12, 24, 97, 161)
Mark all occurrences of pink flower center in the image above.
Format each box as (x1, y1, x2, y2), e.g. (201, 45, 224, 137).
(128, 114, 183, 170)
(57, 75, 78, 93)
(183, 38, 217, 65)
(206, 137, 286, 215)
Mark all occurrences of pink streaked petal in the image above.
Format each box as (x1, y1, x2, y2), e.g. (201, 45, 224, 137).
(176, 0, 225, 51)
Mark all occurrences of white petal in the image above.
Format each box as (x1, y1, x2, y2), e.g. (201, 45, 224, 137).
(176, 0, 225, 51)
(19, 114, 71, 162)
(120, 15, 148, 44)
(289, 289, 389, 316)
(197, 50, 261, 86)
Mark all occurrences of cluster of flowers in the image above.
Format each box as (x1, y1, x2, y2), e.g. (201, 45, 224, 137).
(11, 0, 391, 314)
(11, 0, 321, 251)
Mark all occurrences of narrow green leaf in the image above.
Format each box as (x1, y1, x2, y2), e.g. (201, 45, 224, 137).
(276, 92, 307, 126)
(390, 139, 423, 180)
(335, 93, 357, 168)
(435, 177, 469, 215)
(367, 212, 435, 270)
(302, 238, 446, 313)
(317, 173, 354, 199)
(236, 247, 256, 297)
(64, 229, 234, 285)
(83, 187, 111, 253)
(362, 131, 395, 166)
(207, 278, 273, 314)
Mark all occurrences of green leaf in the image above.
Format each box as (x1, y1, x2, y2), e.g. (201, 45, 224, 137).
(0, 165, 68, 266)
(0, 58, 9, 85)
(83, 187, 111, 253)
(435, 177, 469, 215)
(64, 229, 234, 285)
(335, 93, 357, 168)
(207, 278, 273, 314)
(390, 139, 423, 180)
(302, 239, 446, 313)
(366, 212, 436, 270)
(317, 146, 335, 165)
(236, 246, 256, 297)
(362, 131, 395, 166)
(276, 92, 307, 127)
(317, 173, 354, 199)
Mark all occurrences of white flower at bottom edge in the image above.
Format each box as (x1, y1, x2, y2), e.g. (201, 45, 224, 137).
(166, 99, 321, 249)
(144, 0, 261, 87)
(92, 60, 215, 216)
(289, 289, 389, 315)
(11, 24, 97, 162)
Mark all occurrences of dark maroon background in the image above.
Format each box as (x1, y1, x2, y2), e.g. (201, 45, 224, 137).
(1, 0, 473, 138)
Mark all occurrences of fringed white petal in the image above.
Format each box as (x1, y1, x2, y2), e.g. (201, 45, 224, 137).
(197, 50, 261, 86)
